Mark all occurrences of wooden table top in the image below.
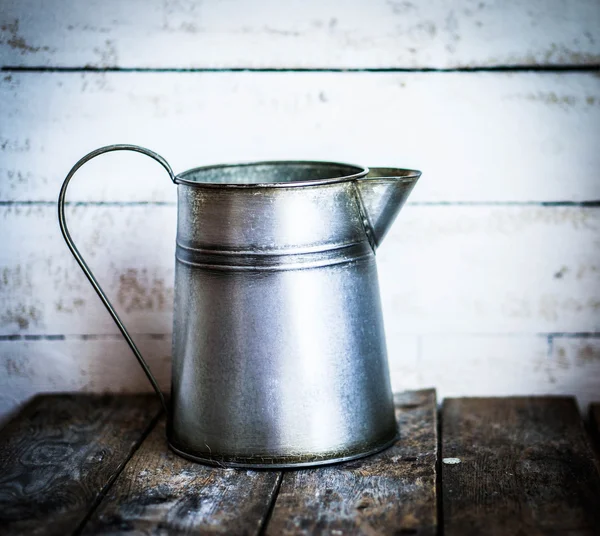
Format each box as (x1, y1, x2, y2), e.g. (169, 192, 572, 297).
(1, 390, 599, 535)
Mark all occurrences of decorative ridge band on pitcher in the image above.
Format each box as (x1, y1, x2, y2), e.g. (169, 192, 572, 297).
(175, 241, 372, 271)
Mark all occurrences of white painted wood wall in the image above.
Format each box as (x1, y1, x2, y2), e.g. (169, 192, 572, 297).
(1, 0, 599, 424)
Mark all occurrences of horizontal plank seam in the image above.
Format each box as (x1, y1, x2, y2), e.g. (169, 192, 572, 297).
(2, 332, 600, 342)
(71, 408, 164, 536)
(2, 65, 600, 73)
(3, 201, 600, 207)
(257, 471, 284, 536)
(547, 334, 554, 360)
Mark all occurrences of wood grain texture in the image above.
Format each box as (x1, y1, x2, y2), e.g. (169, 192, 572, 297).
(442, 397, 600, 535)
(265, 390, 437, 535)
(1, 72, 599, 203)
(1, 0, 599, 68)
(0, 394, 161, 536)
(82, 416, 281, 535)
(2, 204, 599, 337)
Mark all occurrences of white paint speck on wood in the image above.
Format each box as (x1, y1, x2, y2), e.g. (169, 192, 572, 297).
(1, 72, 599, 203)
(1, 0, 599, 68)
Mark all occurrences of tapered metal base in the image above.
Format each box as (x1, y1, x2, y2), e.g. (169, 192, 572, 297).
(167, 433, 398, 469)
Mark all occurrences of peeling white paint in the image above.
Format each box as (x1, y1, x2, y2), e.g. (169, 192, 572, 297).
(1, 72, 599, 203)
(1, 0, 599, 68)
(1, 205, 599, 336)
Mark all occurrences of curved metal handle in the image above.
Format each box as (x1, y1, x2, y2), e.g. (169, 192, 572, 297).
(58, 144, 176, 414)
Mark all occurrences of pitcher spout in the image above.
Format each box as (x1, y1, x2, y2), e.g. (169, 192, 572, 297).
(355, 167, 421, 249)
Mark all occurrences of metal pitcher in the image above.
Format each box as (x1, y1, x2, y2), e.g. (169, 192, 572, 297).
(58, 144, 420, 468)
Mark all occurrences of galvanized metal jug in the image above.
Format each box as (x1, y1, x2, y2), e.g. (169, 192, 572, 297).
(58, 144, 420, 468)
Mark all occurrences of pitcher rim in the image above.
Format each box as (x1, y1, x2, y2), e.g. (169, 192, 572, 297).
(174, 160, 421, 188)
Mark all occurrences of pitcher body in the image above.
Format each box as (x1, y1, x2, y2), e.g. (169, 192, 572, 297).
(170, 173, 396, 466)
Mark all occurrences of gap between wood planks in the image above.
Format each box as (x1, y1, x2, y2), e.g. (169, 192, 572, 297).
(71, 409, 165, 536)
(436, 405, 444, 536)
(257, 472, 284, 536)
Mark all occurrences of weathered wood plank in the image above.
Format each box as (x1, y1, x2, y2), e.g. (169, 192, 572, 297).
(81, 416, 281, 535)
(442, 397, 600, 535)
(1, 72, 599, 203)
(0, 394, 161, 536)
(2, 204, 599, 337)
(1, 0, 599, 68)
(265, 390, 437, 535)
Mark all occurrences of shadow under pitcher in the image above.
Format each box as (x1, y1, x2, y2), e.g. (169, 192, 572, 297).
(58, 145, 421, 468)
